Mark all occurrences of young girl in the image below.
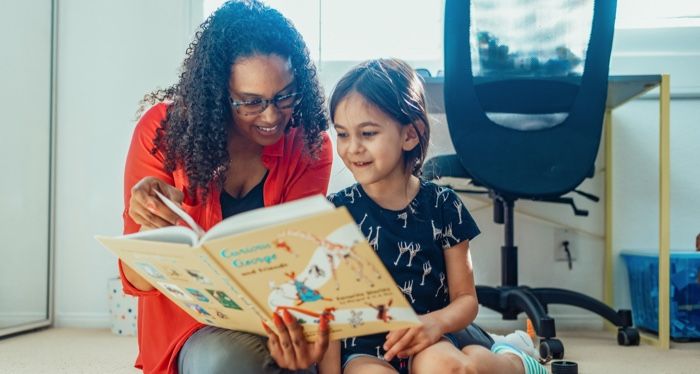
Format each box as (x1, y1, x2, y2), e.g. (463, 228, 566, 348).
(319, 59, 547, 374)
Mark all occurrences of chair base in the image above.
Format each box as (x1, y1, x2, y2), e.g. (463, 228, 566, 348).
(476, 285, 639, 359)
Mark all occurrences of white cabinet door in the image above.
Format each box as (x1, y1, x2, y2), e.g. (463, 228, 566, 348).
(0, 0, 54, 335)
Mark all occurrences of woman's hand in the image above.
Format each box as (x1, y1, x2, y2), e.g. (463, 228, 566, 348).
(382, 315, 443, 361)
(262, 309, 331, 371)
(128, 176, 183, 229)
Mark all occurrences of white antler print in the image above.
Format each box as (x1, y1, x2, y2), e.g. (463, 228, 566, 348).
(453, 200, 463, 224)
(400, 279, 416, 303)
(406, 243, 421, 267)
(435, 272, 446, 297)
(420, 261, 432, 286)
(394, 242, 411, 266)
(435, 186, 450, 207)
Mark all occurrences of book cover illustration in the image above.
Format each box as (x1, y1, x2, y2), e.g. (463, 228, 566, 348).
(98, 196, 420, 340)
(204, 208, 420, 340)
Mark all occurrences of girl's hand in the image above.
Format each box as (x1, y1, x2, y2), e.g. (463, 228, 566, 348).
(128, 176, 183, 229)
(263, 309, 330, 370)
(382, 315, 442, 361)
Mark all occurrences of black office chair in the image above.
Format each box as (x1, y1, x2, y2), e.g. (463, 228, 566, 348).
(424, 0, 639, 359)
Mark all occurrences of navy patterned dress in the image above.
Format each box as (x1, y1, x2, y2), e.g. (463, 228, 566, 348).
(329, 179, 480, 372)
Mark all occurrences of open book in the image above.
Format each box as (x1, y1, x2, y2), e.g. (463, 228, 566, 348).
(96, 194, 420, 341)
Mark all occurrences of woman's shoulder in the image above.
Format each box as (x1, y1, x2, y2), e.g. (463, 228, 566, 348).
(133, 102, 169, 136)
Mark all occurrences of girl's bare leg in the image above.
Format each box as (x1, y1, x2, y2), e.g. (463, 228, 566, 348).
(411, 340, 525, 374)
(343, 355, 397, 374)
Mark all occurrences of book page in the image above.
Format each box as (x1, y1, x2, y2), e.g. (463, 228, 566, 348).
(155, 190, 205, 237)
(121, 226, 198, 246)
(200, 195, 333, 244)
(96, 236, 264, 334)
(202, 207, 421, 342)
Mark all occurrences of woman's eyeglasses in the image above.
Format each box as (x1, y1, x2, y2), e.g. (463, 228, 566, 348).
(229, 92, 302, 116)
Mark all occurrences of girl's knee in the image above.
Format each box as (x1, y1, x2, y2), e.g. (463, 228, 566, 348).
(412, 344, 476, 374)
(413, 355, 475, 374)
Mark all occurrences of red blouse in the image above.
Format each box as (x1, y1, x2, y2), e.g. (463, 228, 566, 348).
(119, 103, 332, 373)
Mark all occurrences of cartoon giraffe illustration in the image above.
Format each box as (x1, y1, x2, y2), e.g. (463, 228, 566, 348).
(397, 212, 408, 228)
(367, 299, 393, 322)
(431, 220, 443, 241)
(420, 261, 432, 286)
(400, 280, 416, 303)
(359, 214, 381, 251)
(394, 242, 411, 266)
(276, 230, 382, 290)
(435, 272, 446, 297)
(367, 225, 381, 251)
(406, 243, 421, 267)
(453, 200, 464, 224)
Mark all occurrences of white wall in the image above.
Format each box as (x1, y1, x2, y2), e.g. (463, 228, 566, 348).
(608, 27, 700, 311)
(54, 0, 201, 327)
(53, 3, 700, 331)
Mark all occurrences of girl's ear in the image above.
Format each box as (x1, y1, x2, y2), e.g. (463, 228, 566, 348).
(402, 121, 424, 151)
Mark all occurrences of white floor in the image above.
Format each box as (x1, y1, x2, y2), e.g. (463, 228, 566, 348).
(0, 328, 699, 373)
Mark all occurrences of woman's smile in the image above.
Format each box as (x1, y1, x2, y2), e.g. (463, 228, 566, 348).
(254, 124, 280, 136)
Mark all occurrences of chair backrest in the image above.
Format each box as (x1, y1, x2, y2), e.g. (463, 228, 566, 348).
(443, 0, 617, 199)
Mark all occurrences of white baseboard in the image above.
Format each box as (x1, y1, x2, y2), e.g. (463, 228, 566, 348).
(54, 312, 111, 328)
(0, 312, 47, 326)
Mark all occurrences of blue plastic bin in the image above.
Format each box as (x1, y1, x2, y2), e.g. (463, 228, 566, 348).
(621, 250, 700, 340)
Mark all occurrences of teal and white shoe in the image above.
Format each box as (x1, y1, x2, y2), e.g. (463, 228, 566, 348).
(490, 330, 540, 360)
(491, 343, 549, 374)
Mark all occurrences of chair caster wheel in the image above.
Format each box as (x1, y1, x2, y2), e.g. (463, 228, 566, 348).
(617, 327, 640, 346)
(539, 338, 565, 360)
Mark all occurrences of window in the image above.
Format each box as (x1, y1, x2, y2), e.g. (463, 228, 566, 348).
(203, 0, 443, 67)
(616, 0, 700, 28)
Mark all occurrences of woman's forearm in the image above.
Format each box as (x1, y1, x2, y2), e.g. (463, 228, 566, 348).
(122, 262, 155, 291)
(317, 340, 341, 374)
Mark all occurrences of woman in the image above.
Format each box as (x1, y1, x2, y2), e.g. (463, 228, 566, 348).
(120, 1, 332, 373)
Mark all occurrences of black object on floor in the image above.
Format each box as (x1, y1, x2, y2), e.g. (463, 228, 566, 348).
(551, 360, 578, 374)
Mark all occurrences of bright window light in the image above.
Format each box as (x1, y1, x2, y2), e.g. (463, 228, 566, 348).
(616, 0, 700, 28)
(202, 0, 443, 62)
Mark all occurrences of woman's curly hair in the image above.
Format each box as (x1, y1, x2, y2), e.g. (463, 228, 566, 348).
(142, 0, 328, 199)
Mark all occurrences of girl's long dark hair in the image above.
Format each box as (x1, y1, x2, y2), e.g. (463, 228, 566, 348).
(142, 0, 327, 199)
